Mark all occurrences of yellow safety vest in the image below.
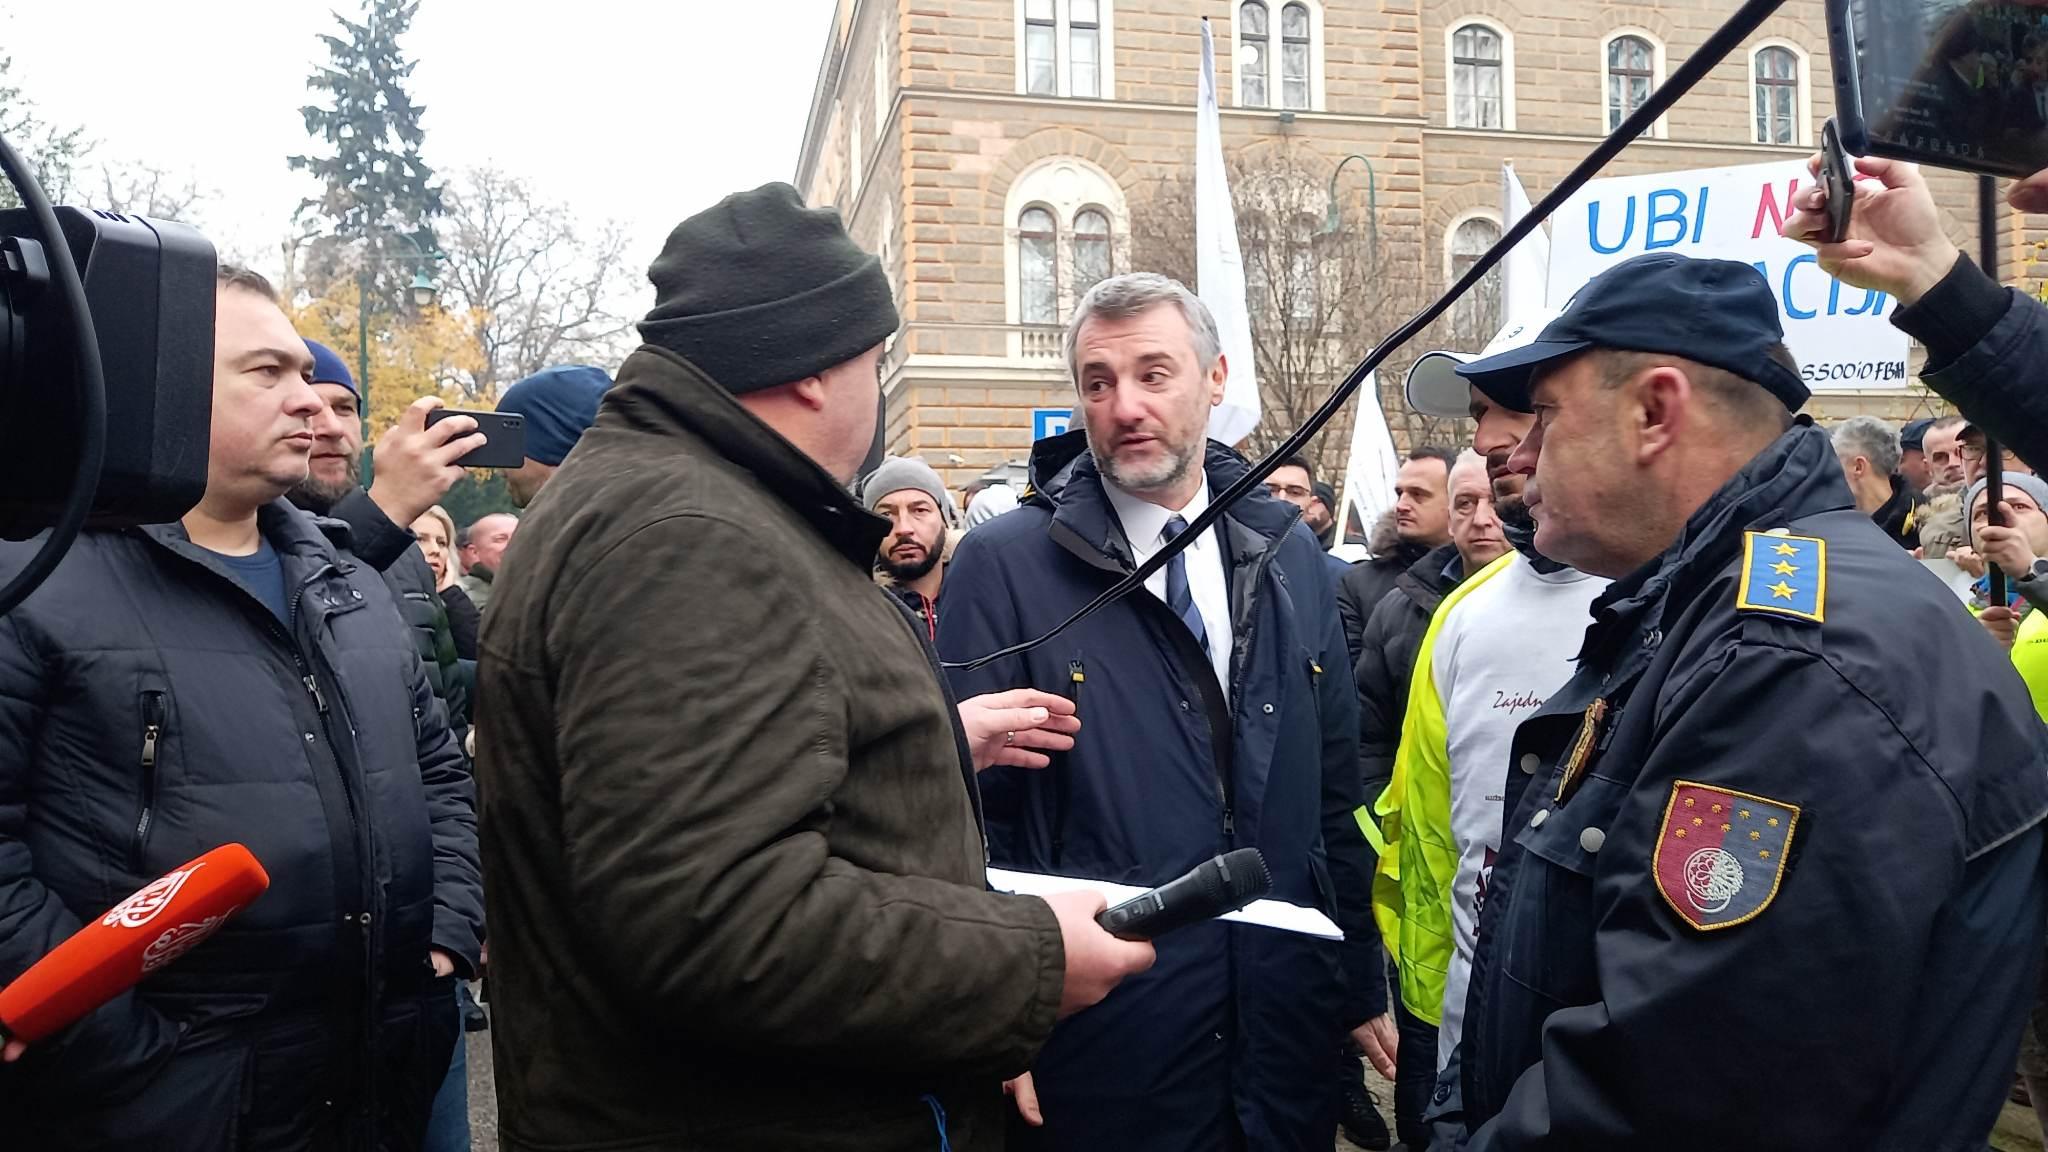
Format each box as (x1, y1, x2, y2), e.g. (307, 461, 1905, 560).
(1356, 551, 1517, 1025)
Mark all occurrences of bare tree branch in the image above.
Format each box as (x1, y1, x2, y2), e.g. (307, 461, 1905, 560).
(1127, 144, 1502, 505)
(95, 163, 209, 224)
(436, 166, 637, 398)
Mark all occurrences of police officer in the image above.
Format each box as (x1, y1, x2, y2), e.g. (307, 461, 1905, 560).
(1430, 254, 2048, 1150)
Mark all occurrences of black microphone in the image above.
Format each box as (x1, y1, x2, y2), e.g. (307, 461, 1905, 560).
(1095, 849, 1272, 941)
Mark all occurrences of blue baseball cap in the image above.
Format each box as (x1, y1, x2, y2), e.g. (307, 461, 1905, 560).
(305, 339, 357, 397)
(1455, 254, 1809, 415)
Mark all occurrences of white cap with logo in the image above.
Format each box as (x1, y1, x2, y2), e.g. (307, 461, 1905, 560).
(1402, 309, 1561, 418)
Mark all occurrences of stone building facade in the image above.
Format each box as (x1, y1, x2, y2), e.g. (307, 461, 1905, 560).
(793, 0, 2037, 492)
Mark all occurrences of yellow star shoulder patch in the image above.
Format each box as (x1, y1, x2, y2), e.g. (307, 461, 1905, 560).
(1736, 530, 1825, 623)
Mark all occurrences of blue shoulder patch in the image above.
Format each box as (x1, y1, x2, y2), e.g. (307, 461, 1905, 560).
(1735, 530, 1826, 623)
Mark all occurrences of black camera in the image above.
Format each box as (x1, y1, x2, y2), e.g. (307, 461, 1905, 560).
(0, 207, 214, 538)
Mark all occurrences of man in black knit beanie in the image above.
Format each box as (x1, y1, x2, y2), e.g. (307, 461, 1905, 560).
(472, 183, 1151, 1152)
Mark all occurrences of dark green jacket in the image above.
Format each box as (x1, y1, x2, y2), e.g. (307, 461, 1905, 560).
(476, 346, 1065, 1151)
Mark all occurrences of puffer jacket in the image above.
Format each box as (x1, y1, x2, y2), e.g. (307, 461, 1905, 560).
(326, 488, 469, 741)
(1353, 543, 1461, 805)
(0, 501, 484, 1151)
(1892, 252, 2048, 471)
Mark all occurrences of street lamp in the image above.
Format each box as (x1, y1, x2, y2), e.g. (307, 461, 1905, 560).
(354, 236, 443, 484)
(1323, 153, 1381, 258)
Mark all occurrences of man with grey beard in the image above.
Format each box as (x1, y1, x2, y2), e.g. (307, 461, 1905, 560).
(938, 272, 1377, 1150)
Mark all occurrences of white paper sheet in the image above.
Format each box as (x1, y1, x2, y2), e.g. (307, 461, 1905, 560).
(988, 868, 1344, 941)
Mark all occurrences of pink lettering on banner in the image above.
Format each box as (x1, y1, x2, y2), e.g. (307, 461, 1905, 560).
(1753, 179, 1801, 240)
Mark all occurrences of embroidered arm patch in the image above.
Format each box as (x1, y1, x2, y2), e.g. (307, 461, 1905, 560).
(1735, 530, 1826, 623)
(1654, 780, 1800, 931)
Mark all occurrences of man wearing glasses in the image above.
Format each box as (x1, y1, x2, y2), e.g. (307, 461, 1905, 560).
(1266, 454, 1352, 585)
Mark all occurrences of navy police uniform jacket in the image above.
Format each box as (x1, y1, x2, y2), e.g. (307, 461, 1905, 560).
(1445, 423, 2048, 1151)
(939, 432, 1379, 1152)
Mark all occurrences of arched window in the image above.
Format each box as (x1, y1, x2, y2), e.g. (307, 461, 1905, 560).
(1019, 207, 1059, 325)
(1754, 45, 1799, 144)
(1449, 216, 1503, 340)
(1451, 24, 1505, 129)
(1071, 0, 1101, 98)
(1281, 3, 1312, 109)
(1004, 157, 1127, 328)
(1606, 34, 1655, 130)
(1024, 0, 1058, 95)
(1073, 208, 1112, 295)
(1240, 2, 1270, 107)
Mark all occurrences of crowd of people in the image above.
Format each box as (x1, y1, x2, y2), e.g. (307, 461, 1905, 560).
(2, 151, 2048, 1152)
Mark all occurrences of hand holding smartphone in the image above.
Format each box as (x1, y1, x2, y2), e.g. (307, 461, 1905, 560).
(425, 409, 527, 469)
(1819, 118, 1857, 244)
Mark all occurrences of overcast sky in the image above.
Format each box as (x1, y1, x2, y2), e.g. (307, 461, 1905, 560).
(1, 0, 838, 290)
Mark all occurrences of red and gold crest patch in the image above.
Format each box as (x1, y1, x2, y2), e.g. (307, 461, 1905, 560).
(1653, 781, 1799, 931)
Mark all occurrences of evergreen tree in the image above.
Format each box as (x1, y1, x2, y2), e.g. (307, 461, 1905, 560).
(290, 0, 442, 313)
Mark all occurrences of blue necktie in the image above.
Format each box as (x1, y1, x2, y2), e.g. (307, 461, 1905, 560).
(1162, 515, 1210, 656)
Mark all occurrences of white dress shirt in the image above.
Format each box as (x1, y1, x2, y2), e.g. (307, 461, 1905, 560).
(1103, 477, 1235, 702)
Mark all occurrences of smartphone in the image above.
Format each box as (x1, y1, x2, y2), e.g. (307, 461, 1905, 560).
(1820, 118, 1856, 243)
(1827, 0, 2048, 178)
(425, 408, 527, 469)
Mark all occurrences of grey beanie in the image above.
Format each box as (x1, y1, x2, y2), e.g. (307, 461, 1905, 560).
(1963, 471, 2048, 546)
(862, 456, 958, 526)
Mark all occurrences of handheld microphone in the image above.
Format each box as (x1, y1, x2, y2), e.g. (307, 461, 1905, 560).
(0, 843, 269, 1045)
(1096, 848, 1272, 941)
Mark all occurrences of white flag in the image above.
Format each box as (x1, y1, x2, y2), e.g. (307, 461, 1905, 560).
(1500, 161, 1552, 323)
(1197, 20, 1260, 446)
(1337, 373, 1402, 558)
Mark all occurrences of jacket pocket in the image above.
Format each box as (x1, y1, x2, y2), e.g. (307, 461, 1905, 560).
(131, 688, 168, 871)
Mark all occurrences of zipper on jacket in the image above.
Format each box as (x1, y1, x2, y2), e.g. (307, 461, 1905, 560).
(1052, 659, 1084, 867)
(130, 690, 166, 869)
(1220, 539, 1285, 845)
(147, 534, 382, 1120)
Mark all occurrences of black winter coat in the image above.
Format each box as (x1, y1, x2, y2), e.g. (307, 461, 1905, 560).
(326, 489, 468, 744)
(1353, 543, 1461, 804)
(0, 501, 484, 1152)
(1894, 253, 2048, 471)
(1447, 425, 2048, 1150)
(939, 433, 1377, 1152)
(1337, 541, 1430, 667)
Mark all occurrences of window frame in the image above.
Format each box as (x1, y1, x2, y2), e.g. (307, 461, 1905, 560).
(1234, 0, 1324, 111)
(1599, 29, 1667, 139)
(1017, 204, 1062, 327)
(1013, 0, 1117, 99)
(1279, 2, 1311, 110)
(1445, 18, 1515, 131)
(1444, 211, 1505, 341)
(1001, 156, 1129, 331)
(1072, 206, 1114, 297)
(1747, 39, 1812, 147)
(1070, 0, 1102, 99)
(873, 32, 890, 136)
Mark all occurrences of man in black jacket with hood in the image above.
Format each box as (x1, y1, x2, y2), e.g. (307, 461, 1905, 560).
(1337, 448, 1455, 662)
(291, 339, 482, 740)
(0, 266, 484, 1150)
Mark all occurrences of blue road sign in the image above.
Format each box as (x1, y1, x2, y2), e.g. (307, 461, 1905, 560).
(1032, 408, 1073, 441)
